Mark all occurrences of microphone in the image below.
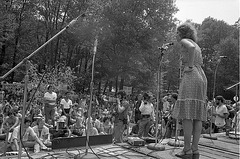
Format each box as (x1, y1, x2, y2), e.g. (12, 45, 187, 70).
(219, 56, 227, 58)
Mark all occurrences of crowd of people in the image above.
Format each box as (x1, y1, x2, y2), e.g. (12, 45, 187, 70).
(0, 84, 239, 155)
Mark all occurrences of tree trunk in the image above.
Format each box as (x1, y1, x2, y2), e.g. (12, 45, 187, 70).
(115, 75, 118, 94)
(120, 78, 124, 90)
(0, 41, 6, 73)
(98, 80, 101, 94)
(103, 80, 109, 94)
(10, 1, 26, 81)
(11, 38, 18, 82)
(54, 38, 60, 65)
(0, 27, 6, 69)
(108, 81, 113, 92)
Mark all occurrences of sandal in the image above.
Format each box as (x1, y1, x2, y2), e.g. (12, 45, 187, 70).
(192, 149, 200, 159)
(192, 149, 199, 155)
(175, 149, 193, 159)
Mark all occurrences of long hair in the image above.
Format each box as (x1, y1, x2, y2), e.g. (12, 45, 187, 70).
(177, 22, 197, 42)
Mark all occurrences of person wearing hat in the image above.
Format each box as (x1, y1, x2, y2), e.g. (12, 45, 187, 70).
(50, 115, 71, 139)
(213, 95, 229, 133)
(44, 85, 57, 126)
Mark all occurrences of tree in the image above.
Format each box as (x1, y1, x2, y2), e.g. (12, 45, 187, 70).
(198, 17, 238, 99)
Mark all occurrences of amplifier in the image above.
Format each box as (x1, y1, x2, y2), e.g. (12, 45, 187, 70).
(127, 137, 145, 146)
(52, 134, 113, 149)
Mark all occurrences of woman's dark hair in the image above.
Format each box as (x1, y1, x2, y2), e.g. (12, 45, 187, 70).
(177, 22, 197, 42)
(143, 93, 150, 101)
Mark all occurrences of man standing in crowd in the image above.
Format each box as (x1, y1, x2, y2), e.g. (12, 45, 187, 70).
(134, 93, 143, 124)
(113, 91, 129, 143)
(44, 85, 57, 126)
(214, 95, 229, 132)
(138, 92, 155, 138)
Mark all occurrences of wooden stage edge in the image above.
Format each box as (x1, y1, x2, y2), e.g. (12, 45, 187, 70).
(0, 132, 239, 159)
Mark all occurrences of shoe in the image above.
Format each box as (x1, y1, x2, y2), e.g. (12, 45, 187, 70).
(192, 149, 200, 159)
(175, 149, 192, 159)
(192, 149, 199, 155)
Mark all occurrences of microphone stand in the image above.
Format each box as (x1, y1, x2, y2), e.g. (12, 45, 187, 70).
(155, 48, 164, 143)
(0, 15, 83, 159)
(85, 36, 98, 156)
(147, 46, 170, 151)
(203, 58, 222, 140)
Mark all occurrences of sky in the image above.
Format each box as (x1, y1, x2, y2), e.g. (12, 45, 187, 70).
(174, 0, 239, 25)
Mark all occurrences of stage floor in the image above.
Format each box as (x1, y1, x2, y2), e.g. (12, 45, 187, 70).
(1, 132, 239, 159)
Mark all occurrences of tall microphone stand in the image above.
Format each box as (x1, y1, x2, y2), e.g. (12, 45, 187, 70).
(203, 56, 227, 140)
(203, 58, 223, 140)
(0, 15, 83, 159)
(85, 36, 98, 156)
(147, 45, 170, 151)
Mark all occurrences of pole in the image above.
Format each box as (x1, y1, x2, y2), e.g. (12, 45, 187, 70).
(203, 58, 222, 140)
(210, 59, 221, 137)
(234, 85, 238, 137)
(18, 61, 29, 159)
(155, 50, 164, 144)
(86, 36, 98, 154)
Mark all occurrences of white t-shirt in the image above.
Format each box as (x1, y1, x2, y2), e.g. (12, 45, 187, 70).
(44, 92, 57, 105)
(60, 98, 72, 109)
(215, 104, 229, 127)
(139, 101, 155, 120)
(32, 125, 50, 141)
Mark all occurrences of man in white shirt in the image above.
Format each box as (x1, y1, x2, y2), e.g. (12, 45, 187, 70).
(44, 85, 57, 125)
(60, 91, 72, 115)
(138, 92, 155, 138)
(214, 96, 229, 132)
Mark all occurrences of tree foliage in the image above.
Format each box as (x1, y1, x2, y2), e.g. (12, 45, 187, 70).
(0, 1, 238, 100)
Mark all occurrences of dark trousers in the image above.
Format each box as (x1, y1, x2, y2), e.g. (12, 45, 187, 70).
(138, 117, 152, 138)
(44, 104, 55, 125)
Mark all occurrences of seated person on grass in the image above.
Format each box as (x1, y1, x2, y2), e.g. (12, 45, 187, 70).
(10, 117, 48, 152)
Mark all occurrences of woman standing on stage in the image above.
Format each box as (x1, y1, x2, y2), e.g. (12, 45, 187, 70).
(172, 22, 207, 158)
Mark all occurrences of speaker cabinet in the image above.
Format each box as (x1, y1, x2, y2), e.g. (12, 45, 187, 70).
(52, 134, 113, 149)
